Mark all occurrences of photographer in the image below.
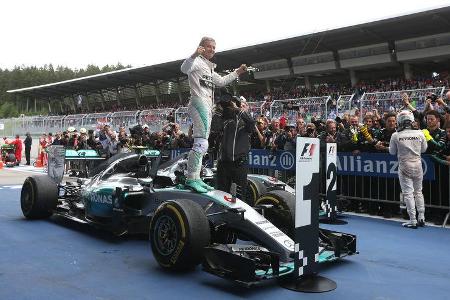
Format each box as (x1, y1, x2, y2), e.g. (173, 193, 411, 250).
(274, 123, 296, 151)
(77, 128, 89, 150)
(264, 119, 282, 150)
(87, 129, 102, 151)
(215, 96, 255, 204)
(304, 122, 317, 138)
(249, 118, 267, 149)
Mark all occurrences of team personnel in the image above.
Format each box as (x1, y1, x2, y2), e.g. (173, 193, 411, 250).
(3, 135, 23, 165)
(389, 110, 427, 229)
(214, 96, 255, 203)
(24, 132, 32, 165)
(180, 36, 247, 193)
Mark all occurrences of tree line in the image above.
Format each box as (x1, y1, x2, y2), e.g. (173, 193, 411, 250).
(0, 63, 130, 118)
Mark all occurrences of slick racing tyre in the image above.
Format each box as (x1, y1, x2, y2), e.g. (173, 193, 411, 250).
(254, 190, 295, 238)
(21, 176, 58, 219)
(150, 199, 210, 270)
(246, 177, 267, 206)
(285, 176, 295, 189)
(6, 153, 16, 163)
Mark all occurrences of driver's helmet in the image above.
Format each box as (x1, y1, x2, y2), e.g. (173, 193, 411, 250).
(397, 110, 414, 130)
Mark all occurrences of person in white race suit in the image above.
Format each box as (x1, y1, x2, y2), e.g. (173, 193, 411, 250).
(180, 37, 247, 193)
(389, 110, 428, 229)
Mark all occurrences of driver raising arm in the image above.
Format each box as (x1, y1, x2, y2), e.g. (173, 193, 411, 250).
(180, 36, 247, 193)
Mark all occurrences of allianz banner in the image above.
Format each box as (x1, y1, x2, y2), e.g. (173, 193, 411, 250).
(170, 149, 435, 181)
(336, 152, 435, 181)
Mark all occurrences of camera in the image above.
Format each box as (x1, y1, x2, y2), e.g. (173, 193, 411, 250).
(129, 124, 144, 136)
(427, 93, 438, 103)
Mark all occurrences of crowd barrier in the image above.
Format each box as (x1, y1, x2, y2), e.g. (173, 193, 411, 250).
(360, 87, 445, 117)
(174, 107, 190, 133)
(270, 96, 330, 123)
(110, 110, 139, 129)
(336, 94, 355, 117)
(139, 109, 172, 132)
(167, 148, 450, 224)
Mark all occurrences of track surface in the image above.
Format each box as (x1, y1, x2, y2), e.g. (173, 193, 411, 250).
(0, 167, 449, 300)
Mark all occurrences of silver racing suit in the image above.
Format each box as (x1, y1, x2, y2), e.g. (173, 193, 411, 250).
(181, 55, 238, 179)
(389, 129, 428, 224)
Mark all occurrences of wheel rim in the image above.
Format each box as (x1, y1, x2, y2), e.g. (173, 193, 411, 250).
(153, 215, 178, 256)
(21, 181, 34, 214)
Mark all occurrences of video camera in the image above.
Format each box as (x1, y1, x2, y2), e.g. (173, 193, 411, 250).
(129, 124, 144, 136)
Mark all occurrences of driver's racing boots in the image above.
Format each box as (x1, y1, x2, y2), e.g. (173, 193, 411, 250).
(185, 179, 208, 193)
(198, 179, 214, 191)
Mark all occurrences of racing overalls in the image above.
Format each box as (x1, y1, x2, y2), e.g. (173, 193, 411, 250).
(180, 55, 238, 180)
(389, 129, 428, 225)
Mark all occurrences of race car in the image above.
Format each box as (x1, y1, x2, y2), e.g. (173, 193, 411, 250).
(155, 152, 295, 206)
(20, 150, 356, 286)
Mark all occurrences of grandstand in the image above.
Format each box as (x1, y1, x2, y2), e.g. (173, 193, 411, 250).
(3, 6, 450, 134)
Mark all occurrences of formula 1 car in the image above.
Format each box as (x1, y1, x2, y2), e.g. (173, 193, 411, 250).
(155, 152, 296, 206)
(20, 150, 356, 286)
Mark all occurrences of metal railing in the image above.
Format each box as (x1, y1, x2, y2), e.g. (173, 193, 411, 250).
(110, 110, 139, 130)
(359, 87, 445, 117)
(139, 109, 172, 132)
(270, 96, 330, 123)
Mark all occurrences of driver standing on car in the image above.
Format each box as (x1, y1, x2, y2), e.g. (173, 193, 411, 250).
(180, 36, 247, 193)
(389, 110, 427, 229)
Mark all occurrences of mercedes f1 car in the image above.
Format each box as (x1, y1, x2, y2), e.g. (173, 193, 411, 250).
(20, 150, 356, 286)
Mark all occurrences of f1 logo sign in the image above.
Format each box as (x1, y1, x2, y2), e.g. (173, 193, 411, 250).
(295, 137, 319, 227)
(300, 143, 316, 157)
(328, 145, 336, 155)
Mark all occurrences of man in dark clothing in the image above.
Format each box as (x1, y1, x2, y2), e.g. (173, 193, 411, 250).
(52, 132, 63, 145)
(423, 110, 446, 154)
(374, 112, 397, 153)
(24, 132, 32, 165)
(87, 130, 102, 151)
(213, 96, 255, 204)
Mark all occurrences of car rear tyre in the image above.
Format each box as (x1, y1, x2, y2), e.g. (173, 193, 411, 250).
(150, 199, 210, 270)
(255, 190, 295, 238)
(21, 176, 58, 219)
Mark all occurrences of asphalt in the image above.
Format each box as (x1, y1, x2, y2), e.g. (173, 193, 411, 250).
(1, 167, 449, 300)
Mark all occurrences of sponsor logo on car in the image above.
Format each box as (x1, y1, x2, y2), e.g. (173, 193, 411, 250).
(90, 193, 113, 205)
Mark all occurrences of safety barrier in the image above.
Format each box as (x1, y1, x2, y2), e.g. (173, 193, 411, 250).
(243, 149, 449, 224)
(63, 114, 86, 131)
(82, 112, 111, 130)
(174, 107, 191, 133)
(336, 94, 355, 117)
(247, 101, 265, 119)
(110, 110, 139, 130)
(270, 96, 330, 123)
(45, 116, 65, 133)
(359, 87, 445, 117)
(139, 109, 172, 132)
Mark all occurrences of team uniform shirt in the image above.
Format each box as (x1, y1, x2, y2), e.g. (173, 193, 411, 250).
(389, 129, 427, 176)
